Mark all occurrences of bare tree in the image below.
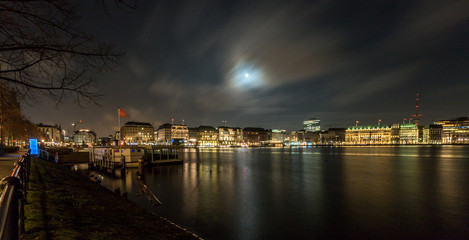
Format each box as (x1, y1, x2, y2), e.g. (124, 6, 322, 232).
(0, 0, 124, 105)
(0, 85, 43, 145)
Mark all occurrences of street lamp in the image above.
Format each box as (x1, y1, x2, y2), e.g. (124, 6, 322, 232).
(72, 120, 82, 131)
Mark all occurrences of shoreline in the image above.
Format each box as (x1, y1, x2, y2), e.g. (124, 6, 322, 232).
(22, 157, 200, 240)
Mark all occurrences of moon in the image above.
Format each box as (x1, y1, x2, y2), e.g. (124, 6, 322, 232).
(228, 62, 264, 90)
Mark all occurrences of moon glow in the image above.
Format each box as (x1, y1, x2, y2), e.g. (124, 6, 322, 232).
(229, 62, 264, 90)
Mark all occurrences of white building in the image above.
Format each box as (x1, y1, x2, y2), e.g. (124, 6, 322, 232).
(303, 118, 320, 132)
(72, 129, 96, 146)
(37, 123, 63, 144)
(156, 123, 189, 145)
(120, 121, 154, 144)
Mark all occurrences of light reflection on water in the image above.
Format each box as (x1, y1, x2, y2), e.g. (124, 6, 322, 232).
(79, 146, 469, 239)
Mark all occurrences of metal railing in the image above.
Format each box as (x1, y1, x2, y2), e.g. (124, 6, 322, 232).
(38, 149, 56, 162)
(0, 153, 30, 240)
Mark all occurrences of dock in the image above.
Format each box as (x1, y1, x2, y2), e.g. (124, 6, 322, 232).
(89, 145, 184, 170)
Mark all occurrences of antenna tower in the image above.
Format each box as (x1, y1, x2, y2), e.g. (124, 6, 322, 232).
(412, 93, 422, 126)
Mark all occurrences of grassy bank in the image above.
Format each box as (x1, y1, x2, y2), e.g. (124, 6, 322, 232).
(22, 158, 199, 240)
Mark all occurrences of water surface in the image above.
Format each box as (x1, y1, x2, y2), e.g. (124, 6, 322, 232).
(84, 146, 469, 239)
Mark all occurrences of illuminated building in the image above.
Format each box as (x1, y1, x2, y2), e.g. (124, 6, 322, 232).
(157, 124, 171, 145)
(218, 126, 243, 147)
(391, 124, 400, 144)
(303, 118, 320, 132)
(304, 131, 320, 144)
(434, 117, 469, 144)
(345, 125, 392, 144)
(289, 130, 304, 145)
(172, 124, 189, 145)
(157, 123, 189, 145)
(422, 125, 442, 144)
(120, 121, 154, 144)
(271, 129, 286, 146)
(72, 129, 96, 146)
(37, 123, 63, 144)
(399, 123, 419, 144)
(320, 128, 346, 145)
(188, 127, 199, 146)
(97, 136, 114, 146)
(243, 127, 269, 146)
(198, 126, 218, 147)
(289, 130, 319, 145)
(271, 129, 286, 141)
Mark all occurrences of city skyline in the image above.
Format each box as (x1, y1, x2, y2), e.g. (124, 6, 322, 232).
(36, 114, 467, 140)
(21, 1, 469, 136)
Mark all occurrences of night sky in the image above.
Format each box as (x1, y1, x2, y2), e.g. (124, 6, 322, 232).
(23, 0, 469, 137)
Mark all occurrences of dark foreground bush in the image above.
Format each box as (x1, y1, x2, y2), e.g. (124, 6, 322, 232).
(4, 146, 19, 153)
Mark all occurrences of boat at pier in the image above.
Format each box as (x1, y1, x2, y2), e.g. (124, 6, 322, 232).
(89, 145, 184, 169)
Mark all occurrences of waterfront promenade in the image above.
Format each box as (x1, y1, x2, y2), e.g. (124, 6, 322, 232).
(5, 156, 199, 240)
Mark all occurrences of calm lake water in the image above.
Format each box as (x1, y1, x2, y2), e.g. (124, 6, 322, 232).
(82, 146, 469, 239)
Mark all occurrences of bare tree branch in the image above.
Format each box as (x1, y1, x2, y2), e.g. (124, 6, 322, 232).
(0, 0, 125, 106)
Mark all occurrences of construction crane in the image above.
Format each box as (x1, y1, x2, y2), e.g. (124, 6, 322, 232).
(412, 93, 422, 126)
(72, 120, 83, 132)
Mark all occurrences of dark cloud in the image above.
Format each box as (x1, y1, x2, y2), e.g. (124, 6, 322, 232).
(24, 0, 469, 136)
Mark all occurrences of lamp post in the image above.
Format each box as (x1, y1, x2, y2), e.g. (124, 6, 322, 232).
(72, 120, 82, 132)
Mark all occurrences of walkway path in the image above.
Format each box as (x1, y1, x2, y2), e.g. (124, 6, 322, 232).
(0, 151, 27, 178)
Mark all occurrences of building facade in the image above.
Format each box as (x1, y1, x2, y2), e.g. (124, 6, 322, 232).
(321, 128, 346, 145)
(171, 124, 189, 145)
(399, 123, 419, 144)
(156, 123, 189, 145)
(304, 131, 320, 144)
(97, 136, 115, 146)
(303, 118, 320, 132)
(391, 124, 401, 144)
(345, 125, 392, 144)
(434, 117, 469, 144)
(72, 129, 96, 146)
(243, 127, 269, 146)
(156, 123, 172, 145)
(288, 130, 319, 145)
(37, 123, 63, 144)
(271, 129, 286, 146)
(289, 130, 304, 145)
(422, 124, 443, 144)
(198, 126, 219, 147)
(120, 121, 154, 144)
(218, 127, 243, 147)
(188, 127, 199, 146)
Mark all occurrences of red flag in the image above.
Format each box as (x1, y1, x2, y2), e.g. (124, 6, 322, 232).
(119, 108, 128, 118)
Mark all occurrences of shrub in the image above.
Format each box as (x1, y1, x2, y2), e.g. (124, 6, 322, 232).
(4, 146, 20, 153)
